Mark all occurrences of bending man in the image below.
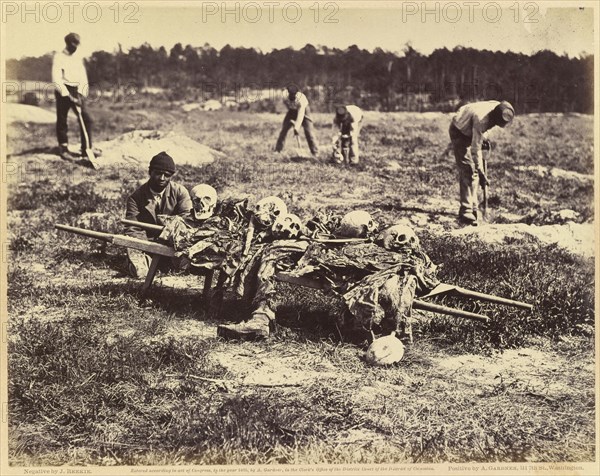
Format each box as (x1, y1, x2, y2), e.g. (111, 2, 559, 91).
(332, 105, 363, 164)
(449, 100, 514, 225)
(275, 85, 319, 157)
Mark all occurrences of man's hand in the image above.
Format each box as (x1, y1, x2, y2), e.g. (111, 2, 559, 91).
(478, 168, 490, 187)
(290, 120, 299, 135)
(69, 94, 81, 106)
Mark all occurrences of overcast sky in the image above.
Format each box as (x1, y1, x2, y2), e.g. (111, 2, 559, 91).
(2, 1, 596, 59)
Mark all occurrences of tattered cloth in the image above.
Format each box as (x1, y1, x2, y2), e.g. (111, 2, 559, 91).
(233, 240, 309, 306)
(288, 242, 439, 331)
(158, 198, 255, 277)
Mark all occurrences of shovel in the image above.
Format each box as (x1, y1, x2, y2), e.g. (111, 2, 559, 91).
(73, 102, 99, 170)
(481, 141, 491, 220)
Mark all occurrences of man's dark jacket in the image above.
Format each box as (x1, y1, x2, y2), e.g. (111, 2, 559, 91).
(124, 181, 192, 239)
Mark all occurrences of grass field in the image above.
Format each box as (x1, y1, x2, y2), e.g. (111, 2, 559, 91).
(5, 98, 596, 466)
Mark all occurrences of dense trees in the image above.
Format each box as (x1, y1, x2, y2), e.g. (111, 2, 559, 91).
(6, 43, 593, 113)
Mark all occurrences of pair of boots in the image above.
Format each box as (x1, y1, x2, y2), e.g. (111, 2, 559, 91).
(58, 144, 102, 161)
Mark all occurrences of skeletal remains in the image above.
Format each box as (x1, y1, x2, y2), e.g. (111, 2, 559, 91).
(376, 224, 420, 251)
(56, 189, 534, 367)
(254, 196, 288, 228)
(337, 210, 378, 238)
(190, 184, 218, 220)
(272, 213, 304, 239)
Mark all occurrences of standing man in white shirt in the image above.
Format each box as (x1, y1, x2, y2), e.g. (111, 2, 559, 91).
(331, 105, 364, 164)
(275, 85, 319, 157)
(52, 33, 95, 161)
(449, 100, 514, 225)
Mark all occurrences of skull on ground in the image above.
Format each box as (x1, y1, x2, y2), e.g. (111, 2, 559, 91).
(365, 332, 405, 366)
(190, 184, 218, 221)
(254, 196, 288, 228)
(337, 210, 377, 238)
(272, 213, 303, 239)
(376, 224, 420, 251)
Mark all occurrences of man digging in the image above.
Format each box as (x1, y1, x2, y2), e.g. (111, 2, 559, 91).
(52, 33, 99, 163)
(275, 85, 319, 158)
(331, 105, 364, 164)
(449, 100, 514, 225)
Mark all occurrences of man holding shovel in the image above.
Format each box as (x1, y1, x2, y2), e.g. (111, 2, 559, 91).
(52, 32, 99, 165)
(448, 100, 514, 225)
(275, 85, 319, 158)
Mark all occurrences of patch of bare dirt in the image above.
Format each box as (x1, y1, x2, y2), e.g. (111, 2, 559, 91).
(212, 345, 340, 387)
(94, 130, 224, 167)
(434, 347, 593, 399)
(449, 222, 595, 258)
(514, 165, 593, 184)
(5, 103, 56, 124)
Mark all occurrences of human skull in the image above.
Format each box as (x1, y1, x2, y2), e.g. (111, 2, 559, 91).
(365, 332, 405, 366)
(376, 224, 420, 251)
(337, 210, 377, 238)
(271, 213, 303, 239)
(190, 184, 218, 221)
(330, 148, 344, 164)
(254, 196, 288, 228)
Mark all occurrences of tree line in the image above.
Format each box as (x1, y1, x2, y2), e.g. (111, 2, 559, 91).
(6, 43, 593, 113)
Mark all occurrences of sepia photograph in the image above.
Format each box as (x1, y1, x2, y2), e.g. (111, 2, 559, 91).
(0, 1, 597, 475)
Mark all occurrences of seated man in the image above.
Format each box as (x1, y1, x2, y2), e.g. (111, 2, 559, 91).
(124, 151, 192, 278)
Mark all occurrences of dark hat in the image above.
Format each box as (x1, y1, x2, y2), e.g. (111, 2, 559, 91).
(64, 33, 81, 45)
(149, 151, 176, 173)
(495, 101, 515, 126)
(286, 85, 299, 100)
(335, 105, 348, 118)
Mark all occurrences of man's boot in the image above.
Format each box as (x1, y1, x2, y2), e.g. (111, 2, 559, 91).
(458, 210, 477, 225)
(58, 144, 79, 161)
(217, 310, 273, 340)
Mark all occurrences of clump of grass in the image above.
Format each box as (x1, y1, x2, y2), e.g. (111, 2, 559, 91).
(9, 311, 225, 462)
(418, 233, 595, 351)
(9, 179, 108, 219)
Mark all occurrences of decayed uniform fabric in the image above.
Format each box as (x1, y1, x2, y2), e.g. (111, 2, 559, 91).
(159, 198, 259, 280)
(289, 242, 439, 339)
(159, 204, 439, 341)
(233, 240, 309, 312)
(160, 201, 309, 320)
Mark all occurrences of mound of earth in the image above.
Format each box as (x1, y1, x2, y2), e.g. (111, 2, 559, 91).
(5, 103, 55, 124)
(94, 130, 224, 167)
(450, 222, 594, 258)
